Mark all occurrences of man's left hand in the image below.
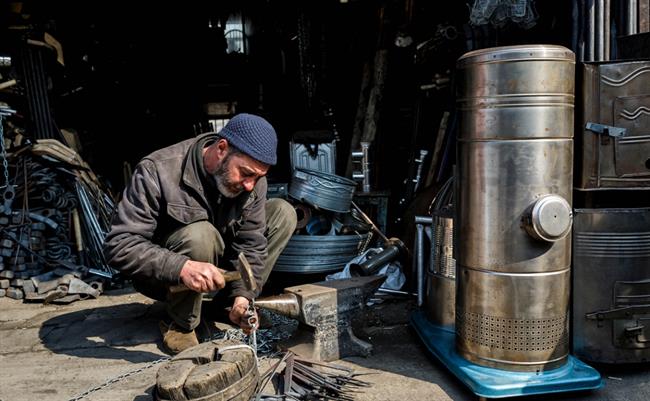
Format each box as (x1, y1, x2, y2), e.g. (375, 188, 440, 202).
(229, 296, 258, 335)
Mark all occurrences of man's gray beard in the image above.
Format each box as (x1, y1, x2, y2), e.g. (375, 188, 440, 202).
(214, 173, 242, 198)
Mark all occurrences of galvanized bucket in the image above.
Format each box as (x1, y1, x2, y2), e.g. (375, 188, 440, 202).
(288, 168, 357, 213)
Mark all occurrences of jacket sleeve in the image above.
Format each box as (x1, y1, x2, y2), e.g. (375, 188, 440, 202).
(228, 179, 268, 300)
(103, 160, 189, 283)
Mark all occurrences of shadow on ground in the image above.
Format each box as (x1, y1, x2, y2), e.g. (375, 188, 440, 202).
(38, 299, 167, 363)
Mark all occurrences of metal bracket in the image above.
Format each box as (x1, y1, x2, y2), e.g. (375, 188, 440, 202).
(586, 304, 650, 321)
(585, 122, 627, 138)
(0, 184, 15, 215)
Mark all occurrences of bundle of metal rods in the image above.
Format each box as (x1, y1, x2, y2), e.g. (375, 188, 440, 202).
(255, 352, 372, 400)
(75, 180, 116, 274)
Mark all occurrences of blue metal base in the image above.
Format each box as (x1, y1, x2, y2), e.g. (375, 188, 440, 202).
(410, 310, 603, 398)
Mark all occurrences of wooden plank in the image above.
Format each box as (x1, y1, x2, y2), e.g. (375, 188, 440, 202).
(156, 360, 195, 401)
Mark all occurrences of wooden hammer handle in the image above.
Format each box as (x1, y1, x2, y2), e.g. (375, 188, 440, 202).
(169, 270, 241, 293)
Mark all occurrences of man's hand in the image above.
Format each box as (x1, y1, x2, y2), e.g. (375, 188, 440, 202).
(229, 296, 258, 334)
(179, 260, 226, 293)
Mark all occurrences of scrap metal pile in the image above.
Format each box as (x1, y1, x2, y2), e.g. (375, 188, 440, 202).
(275, 168, 376, 275)
(0, 108, 116, 303)
(255, 351, 372, 401)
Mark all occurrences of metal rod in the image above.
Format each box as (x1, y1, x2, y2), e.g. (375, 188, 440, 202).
(628, 0, 639, 35)
(415, 222, 424, 307)
(350, 201, 389, 244)
(587, 0, 596, 61)
(596, 0, 605, 61)
(604, 0, 611, 60)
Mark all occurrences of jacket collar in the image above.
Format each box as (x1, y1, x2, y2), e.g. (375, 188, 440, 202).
(181, 132, 217, 204)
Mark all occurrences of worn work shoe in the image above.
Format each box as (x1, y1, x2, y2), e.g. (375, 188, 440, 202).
(159, 320, 199, 355)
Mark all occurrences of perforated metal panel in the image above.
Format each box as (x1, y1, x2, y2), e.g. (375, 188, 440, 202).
(457, 311, 568, 352)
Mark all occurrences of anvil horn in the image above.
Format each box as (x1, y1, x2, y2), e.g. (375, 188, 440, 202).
(254, 293, 300, 319)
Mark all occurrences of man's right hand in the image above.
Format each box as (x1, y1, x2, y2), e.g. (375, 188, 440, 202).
(179, 260, 226, 293)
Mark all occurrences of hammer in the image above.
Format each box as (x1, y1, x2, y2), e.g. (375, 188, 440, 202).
(169, 252, 257, 294)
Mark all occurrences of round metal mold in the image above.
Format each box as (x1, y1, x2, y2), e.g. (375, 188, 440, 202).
(274, 233, 369, 274)
(288, 168, 357, 213)
(523, 195, 573, 242)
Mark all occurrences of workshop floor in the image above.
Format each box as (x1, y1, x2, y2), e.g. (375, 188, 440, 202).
(1, 287, 649, 401)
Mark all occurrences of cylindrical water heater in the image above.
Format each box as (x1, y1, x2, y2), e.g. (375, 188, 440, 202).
(455, 45, 575, 372)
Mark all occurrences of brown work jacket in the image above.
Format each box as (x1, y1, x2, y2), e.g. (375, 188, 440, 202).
(103, 133, 267, 300)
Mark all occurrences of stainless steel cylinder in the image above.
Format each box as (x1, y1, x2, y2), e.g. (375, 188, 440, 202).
(456, 45, 575, 372)
(425, 176, 456, 329)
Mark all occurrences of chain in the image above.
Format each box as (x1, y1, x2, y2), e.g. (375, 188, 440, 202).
(247, 300, 258, 364)
(0, 114, 10, 188)
(67, 356, 171, 401)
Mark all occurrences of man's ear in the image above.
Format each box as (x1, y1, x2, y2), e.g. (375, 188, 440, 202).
(214, 139, 229, 159)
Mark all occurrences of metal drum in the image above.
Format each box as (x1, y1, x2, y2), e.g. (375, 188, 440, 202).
(425, 176, 456, 329)
(456, 45, 575, 372)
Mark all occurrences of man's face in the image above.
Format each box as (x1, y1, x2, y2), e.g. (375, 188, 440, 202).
(212, 151, 269, 198)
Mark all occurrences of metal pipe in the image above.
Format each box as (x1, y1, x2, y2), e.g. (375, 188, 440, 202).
(349, 238, 406, 277)
(604, 0, 611, 60)
(572, 0, 581, 59)
(376, 288, 417, 296)
(596, 0, 605, 61)
(628, 0, 639, 35)
(587, 0, 596, 61)
(415, 222, 425, 307)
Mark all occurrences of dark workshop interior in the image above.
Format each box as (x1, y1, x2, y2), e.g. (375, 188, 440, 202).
(1, 1, 650, 400)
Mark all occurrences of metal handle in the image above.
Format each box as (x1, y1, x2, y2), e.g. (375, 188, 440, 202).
(522, 195, 572, 242)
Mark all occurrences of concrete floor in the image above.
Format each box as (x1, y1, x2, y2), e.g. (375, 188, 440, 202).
(1, 287, 649, 401)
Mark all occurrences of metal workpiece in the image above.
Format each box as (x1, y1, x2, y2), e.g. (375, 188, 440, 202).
(288, 168, 357, 213)
(572, 208, 650, 364)
(254, 293, 300, 319)
(456, 45, 575, 372)
(578, 61, 650, 189)
(255, 276, 386, 362)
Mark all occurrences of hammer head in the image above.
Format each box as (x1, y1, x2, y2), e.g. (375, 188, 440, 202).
(236, 252, 258, 295)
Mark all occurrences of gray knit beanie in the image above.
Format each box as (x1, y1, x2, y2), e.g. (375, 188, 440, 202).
(219, 113, 278, 165)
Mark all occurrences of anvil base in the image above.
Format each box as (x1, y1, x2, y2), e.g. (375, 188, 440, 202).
(277, 321, 373, 362)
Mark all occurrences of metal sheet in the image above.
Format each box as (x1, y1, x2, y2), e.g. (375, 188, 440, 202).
(572, 207, 650, 364)
(578, 61, 650, 189)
